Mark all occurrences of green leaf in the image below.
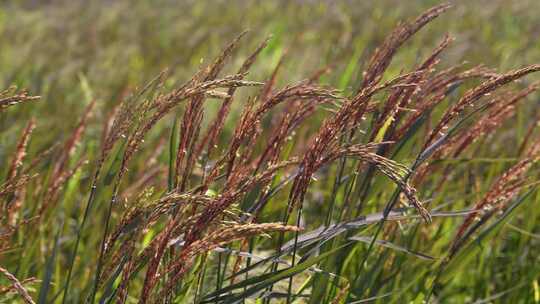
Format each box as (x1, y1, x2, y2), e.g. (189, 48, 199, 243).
(202, 243, 352, 303)
(37, 222, 62, 304)
(78, 73, 94, 103)
(349, 236, 435, 261)
(374, 115, 394, 143)
(440, 189, 536, 281)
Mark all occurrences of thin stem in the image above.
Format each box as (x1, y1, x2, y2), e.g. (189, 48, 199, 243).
(286, 202, 303, 304)
(89, 188, 119, 303)
(62, 166, 102, 304)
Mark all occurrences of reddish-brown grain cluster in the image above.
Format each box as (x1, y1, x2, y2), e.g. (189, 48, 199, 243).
(0, 87, 40, 112)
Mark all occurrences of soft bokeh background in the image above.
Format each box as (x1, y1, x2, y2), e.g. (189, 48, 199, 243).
(2, 0, 539, 128)
(3, 0, 540, 195)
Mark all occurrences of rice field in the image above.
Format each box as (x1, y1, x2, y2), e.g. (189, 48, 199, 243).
(1, 1, 540, 303)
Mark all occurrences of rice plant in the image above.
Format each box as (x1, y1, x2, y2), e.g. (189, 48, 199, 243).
(1, 1, 540, 303)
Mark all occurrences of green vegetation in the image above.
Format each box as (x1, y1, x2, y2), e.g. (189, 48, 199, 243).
(1, 1, 540, 303)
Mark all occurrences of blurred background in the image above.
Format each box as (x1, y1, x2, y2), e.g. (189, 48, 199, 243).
(2, 0, 539, 134)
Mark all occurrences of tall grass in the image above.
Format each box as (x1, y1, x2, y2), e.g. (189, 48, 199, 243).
(1, 1, 540, 303)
